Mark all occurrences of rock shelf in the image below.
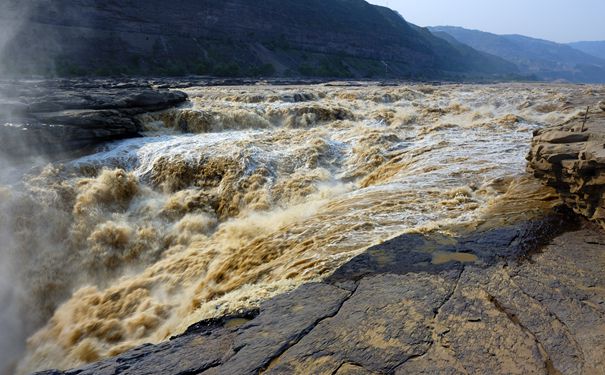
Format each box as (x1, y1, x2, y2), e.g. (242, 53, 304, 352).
(36, 215, 605, 375)
(0, 80, 188, 157)
(528, 105, 605, 229)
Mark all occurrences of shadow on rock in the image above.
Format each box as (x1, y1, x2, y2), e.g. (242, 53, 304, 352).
(327, 208, 577, 284)
(35, 207, 585, 375)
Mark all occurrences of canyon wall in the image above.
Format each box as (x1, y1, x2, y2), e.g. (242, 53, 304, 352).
(0, 0, 517, 78)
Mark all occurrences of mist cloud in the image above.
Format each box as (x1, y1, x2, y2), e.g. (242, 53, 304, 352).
(0, 2, 37, 373)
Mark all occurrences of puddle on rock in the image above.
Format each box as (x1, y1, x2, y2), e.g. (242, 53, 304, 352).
(223, 317, 254, 330)
(432, 251, 479, 265)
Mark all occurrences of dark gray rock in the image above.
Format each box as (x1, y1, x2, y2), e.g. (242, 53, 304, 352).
(266, 272, 458, 374)
(327, 214, 572, 284)
(0, 80, 188, 157)
(204, 283, 351, 375)
(37, 283, 350, 375)
(395, 225, 605, 374)
(36, 214, 605, 375)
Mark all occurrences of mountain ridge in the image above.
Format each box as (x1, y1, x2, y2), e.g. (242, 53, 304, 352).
(0, 0, 518, 79)
(569, 41, 605, 61)
(430, 25, 605, 83)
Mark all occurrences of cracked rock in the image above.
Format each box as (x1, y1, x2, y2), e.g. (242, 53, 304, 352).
(265, 272, 459, 374)
(37, 224, 605, 375)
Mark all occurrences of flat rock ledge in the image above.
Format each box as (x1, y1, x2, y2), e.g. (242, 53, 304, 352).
(0, 79, 188, 157)
(36, 214, 605, 375)
(528, 104, 605, 229)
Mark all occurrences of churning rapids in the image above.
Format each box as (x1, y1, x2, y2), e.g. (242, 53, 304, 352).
(0, 83, 591, 373)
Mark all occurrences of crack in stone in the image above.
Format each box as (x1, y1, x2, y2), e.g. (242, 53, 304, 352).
(392, 268, 465, 372)
(434, 268, 465, 322)
(330, 361, 372, 375)
(486, 293, 562, 375)
(503, 268, 587, 365)
(259, 282, 360, 374)
(584, 240, 605, 245)
(330, 280, 360, 294)
(174, 360, 222, 375)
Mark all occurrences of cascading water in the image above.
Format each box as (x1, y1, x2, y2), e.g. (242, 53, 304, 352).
(0, 83, 590, 374)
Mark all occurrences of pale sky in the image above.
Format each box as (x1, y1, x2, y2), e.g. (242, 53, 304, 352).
(368, 0, 605, 43)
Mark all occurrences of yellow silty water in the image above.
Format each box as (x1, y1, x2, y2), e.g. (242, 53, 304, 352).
(0, 83, 589, 373)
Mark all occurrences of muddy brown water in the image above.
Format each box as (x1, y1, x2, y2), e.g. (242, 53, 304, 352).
(0, 83, 600, 374)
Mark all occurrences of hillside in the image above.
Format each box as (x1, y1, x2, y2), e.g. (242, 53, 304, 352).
(569, 41, 605, 61)
(0, 0, 518, 79)
(430, 26, 605, 83)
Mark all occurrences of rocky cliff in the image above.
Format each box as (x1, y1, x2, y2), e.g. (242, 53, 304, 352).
(528, 98, 605, 228)
(0, 0, 518, 79)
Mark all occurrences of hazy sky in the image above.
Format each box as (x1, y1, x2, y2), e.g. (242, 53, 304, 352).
(368, 0, 605, 43)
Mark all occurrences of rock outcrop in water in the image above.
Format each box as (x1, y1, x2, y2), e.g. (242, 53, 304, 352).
(0, 0, 518, 79)
(0, 80, 187, 157)
(528, 104, 605, 229)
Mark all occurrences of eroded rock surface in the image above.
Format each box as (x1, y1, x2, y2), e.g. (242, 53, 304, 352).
(0, 80, 188, 157)
(528, 106, 605, 229)
(37, 216, 605, 375)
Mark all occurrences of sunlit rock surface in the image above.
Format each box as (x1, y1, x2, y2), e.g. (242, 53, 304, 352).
(528, 101, 605, 230)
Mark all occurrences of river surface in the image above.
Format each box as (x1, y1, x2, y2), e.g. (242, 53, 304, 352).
(0, 83, 592, 373)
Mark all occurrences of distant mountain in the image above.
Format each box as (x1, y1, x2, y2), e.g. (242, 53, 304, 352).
(0, 0, 518, 79)
(430, 26, 605, 83)
(569, 41, 605, 61)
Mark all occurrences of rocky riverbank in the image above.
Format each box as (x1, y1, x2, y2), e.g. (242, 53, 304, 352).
(36, 212, 605, 374)
(528, 99, 605, 229)
(0, 79, 188, 158)
(8, 82, 604, 375)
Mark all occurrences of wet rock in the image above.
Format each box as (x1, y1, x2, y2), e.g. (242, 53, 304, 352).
(421, 267, 566, 374)
(334, 363, 377, 375)
(37, 224, 605, 375)
(37, 217, 605, 375)
(327, 215, 571, 284)
(0, 80, 188, 158)
(204, 283, 350, 375)
(527, 107, 605, 229)
(511, 228, 605, 373)
(396, 225, 605, 375)
(266, 272, 458, 374)
(37, 283, 350, 375)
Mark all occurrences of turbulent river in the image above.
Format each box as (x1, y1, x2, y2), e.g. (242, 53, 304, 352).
(0, 83, 590, 373)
